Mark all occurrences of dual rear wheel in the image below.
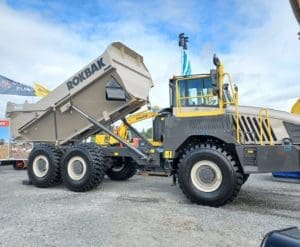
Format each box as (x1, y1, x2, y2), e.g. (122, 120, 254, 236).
(27, 143, 136, 192)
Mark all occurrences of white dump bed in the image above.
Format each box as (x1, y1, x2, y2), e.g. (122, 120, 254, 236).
(6, 42, 153, 145)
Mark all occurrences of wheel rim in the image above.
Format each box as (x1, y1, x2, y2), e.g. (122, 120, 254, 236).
(190, 160, 222, 192)
(32, 155, 49, 178)
(111, 163, 125, 172)
(67, 156, 87, 181)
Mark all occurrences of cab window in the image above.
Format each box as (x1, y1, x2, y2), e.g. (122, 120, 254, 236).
(177, 77, 218, 107)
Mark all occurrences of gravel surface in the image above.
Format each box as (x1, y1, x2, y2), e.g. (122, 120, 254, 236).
(0, 165, 299, 247)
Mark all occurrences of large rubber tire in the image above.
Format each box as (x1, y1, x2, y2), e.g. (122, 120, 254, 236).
(27, 144, 62, 187)
(106, 157, 137, 181)
(178, 143, 243, 207)
(61, 143, 106, 192)
(242, 174, 250, 184)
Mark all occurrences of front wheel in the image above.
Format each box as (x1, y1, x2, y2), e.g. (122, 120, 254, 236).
(178, 143, 243, 207)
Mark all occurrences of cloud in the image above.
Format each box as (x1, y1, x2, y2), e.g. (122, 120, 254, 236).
(0, 0, 299, 123)
(0, 2, 96, 86)
(0, 1, 182, 118)
(0, 2, 99, 117)
(219, 1, 300, 111)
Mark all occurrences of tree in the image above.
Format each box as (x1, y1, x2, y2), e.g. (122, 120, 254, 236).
(141, 128, 153, 139)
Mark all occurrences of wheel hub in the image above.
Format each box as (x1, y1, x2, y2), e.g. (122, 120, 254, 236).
(38, 160, 47, 171)
(73, 161, 84, 174)
(190, 160, 222, 192)
(67, 156, 87, 181)
(32, 155, 49, 178)
(198, 165, 216, 184)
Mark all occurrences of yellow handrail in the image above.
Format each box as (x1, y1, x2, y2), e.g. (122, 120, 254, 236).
(223, 72, 240, 143)
(259, 108, 274, 145)
(235, 93, 240, 144)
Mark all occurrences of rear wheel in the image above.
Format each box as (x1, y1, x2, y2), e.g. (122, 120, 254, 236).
(178, 143, 243, 207)
(106, 157, 137, 181)
(27, 144, 62, 187)
(61, 143, 106, 192)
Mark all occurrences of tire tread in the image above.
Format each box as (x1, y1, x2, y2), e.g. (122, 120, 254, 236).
(28, 143, 62, 187)
(61, 143, 106, 192)
(177, 143, 243, 207)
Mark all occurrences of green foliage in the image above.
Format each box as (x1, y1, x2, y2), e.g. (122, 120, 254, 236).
(141, 128, 153, 139)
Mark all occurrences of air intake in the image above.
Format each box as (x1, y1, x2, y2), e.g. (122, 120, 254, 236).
(232, 115, 277, 144)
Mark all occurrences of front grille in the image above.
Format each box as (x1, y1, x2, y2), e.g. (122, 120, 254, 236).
(189, 116, 231, 130)
(233, 115, 277, 144)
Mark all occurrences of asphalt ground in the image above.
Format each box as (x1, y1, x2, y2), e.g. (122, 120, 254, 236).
(0, 165, 299, 247)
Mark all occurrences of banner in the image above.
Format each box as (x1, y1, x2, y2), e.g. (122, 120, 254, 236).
(182, 50, 192, 76)
(0, 75, 35, 96)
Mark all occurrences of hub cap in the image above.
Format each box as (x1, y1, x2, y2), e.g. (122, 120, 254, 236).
(67, 156, 87, 181)
(32, 155, 49, 178)
(190, 160, 222, 192)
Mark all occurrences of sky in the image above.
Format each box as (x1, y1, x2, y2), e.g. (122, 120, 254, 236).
(0, 0, 299, 120)
(0, 126, 9, 141)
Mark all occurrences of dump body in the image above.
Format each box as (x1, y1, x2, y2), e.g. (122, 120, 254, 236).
(6, 42, 153, 145)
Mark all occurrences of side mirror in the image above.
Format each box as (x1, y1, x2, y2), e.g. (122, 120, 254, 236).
(213, 54, 221, 67)
(210, 69, 218, 95)
(234, 84, 238, 92)
(223, 83, 229, 91)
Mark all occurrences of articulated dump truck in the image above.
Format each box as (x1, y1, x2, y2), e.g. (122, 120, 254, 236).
(6, 42, 300, 207)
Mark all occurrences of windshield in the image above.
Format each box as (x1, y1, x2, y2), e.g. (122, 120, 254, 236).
(177, 77, 218, 107)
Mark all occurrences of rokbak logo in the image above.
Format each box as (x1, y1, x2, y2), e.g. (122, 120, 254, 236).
(66, 58, 106, 91)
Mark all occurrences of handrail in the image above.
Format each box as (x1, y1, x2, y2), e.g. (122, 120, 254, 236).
(223, 72, 240, 143)
(178, 93, 217, 105)
(259, 108, 274, 146)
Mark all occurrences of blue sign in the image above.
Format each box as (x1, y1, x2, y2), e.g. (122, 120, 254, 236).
(0, 119, 9, 142)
